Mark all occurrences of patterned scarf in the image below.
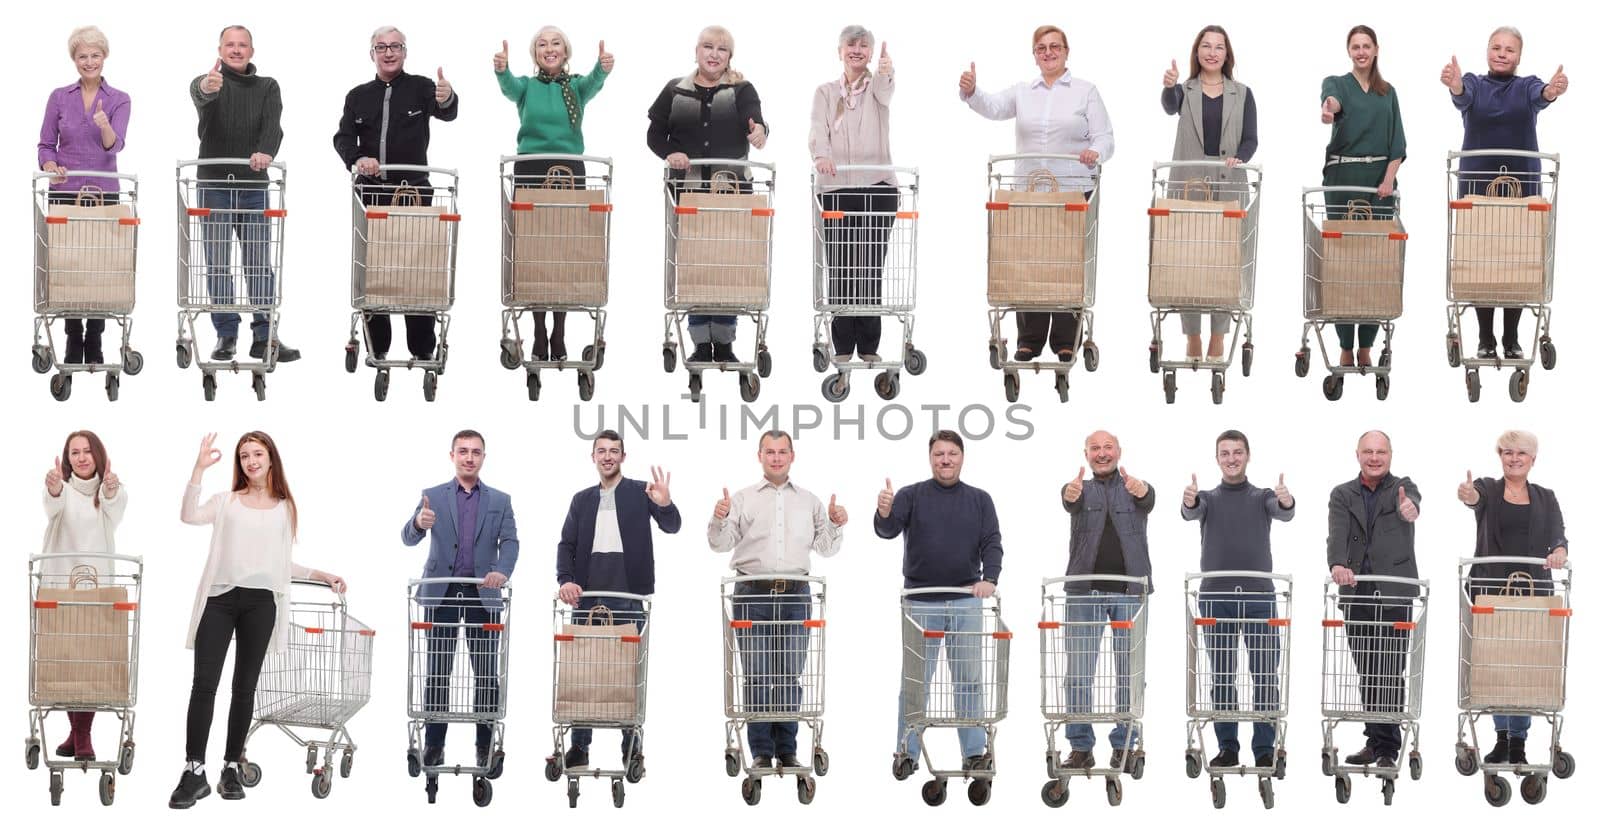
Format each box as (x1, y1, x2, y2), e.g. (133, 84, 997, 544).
(833, 71, 871, 131)
(537, 68, 580, 130)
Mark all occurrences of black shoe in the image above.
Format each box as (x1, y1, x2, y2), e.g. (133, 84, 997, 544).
(753, 755, 773, 769)
(689, 343, 713, 363)
(550, 337, 567, 362)
(168, 769, 211, 809)
(1062, 750, 1095, 770)
(65, 334, 85, 365)
(218, 764, 245, 800)
(531, 332, 549, 362)
(1376, 755, 1397, 770)
(1504, 344, 1524, 361)
(1476, 346, 1498, 360)
(712, 341, 738, 363)
(1254, 751, 1277, 769)
(777, 754, 802, 769)
(423, 745, 444, 767)
(372, 352, 388, 362)
(563, 747, 588, 769)
(413, 350, 435, 362)
(1014, 347, 1037, 362)
(250, 339, 301, 362)
(84, 334, 104, 365)
(211, 336, 237, 361)
(1209, 750, 1239, 768)
(1345, 747, 1380, 766)
(1508, 738, 1528, 765)
(1484, 731, 1510, 764)
(962, 754, 991, 772)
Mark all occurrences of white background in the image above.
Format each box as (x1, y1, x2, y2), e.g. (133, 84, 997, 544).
(3, 0, 1590, 825)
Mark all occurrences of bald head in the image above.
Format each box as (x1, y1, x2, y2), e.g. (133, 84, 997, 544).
(1084, 430, 1121, 477)
(1356, 430, 1393, 480)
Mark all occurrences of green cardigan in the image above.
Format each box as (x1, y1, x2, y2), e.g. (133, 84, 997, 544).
(497, 59, 608, 154)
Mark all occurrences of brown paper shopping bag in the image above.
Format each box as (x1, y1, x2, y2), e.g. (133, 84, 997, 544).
(509, 165, 609, 307)
(671, 170, 770, 308)
(553, 606, 641, 722)
(987, 169, 1088, 307)
(44, 187, 136, 313)
(1315, 200, 1405, 318)
(1466, 572, 1567, 710)
(31, 572, 131, 707)
(361, 185, 454, 308)
(1148, 179, 1244, 307)
(1449, 175, 1549, 305)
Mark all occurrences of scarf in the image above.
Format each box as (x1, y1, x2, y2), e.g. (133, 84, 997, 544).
(834, 71, 871, 132)
(537, 68, 581, 130)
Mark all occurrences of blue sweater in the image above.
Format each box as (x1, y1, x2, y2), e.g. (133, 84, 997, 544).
(1452, 72, 1553, 191)
(1180, 479, 1294, 592)
(875, 479, 1002, 597)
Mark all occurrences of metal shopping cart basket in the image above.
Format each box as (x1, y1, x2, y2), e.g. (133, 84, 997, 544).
(1147, 161, 1262, 405)
(1444, 150, 1560, 402)
(1038, 575, 1148, 808)
(343, 164, 460, 402)
(406, 578, 510, 807)
(1454, 557, 1574, 806)
(892, 587, 1011, 806)
(1319, 576, 1428, 805)
(498, 154, 613, 402)
(662, 159, 775, 403)
(25, 553, 141, 806)
(1184, 571, 1292, 809)
(1296, 186, 1407, 401)
(721, 575, 827, 805)
(31, 173, 145, 401)
(544, 591, 652, 808)
(174, 158, 288, 401)
(236, 578, 373, 799)
(811, 166, 924, 402)
(986, 154, 1100, 403)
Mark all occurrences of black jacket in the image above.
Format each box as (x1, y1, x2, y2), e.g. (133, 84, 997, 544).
(646, 76, 766, 161)
(333, 71, 457, 175)
(1326, 472, 1421, 598)
(1468, 477, 1567, 585)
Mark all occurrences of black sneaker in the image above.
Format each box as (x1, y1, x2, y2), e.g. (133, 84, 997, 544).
(777, 754, 802, 769)
(1476, 346, 1498, 360)
(563, 746, 589, 769)
(753, 755, 772, 769)
(1344, 746, 1380, 766)
(962, 754, 991, 772)
(712, 342, 739, 363)
(218, 764, 245, 800)
(689, 343, 713, 363)
(1254, 751, 1276, 769)
(169, 770, 211, 809)
(1484, 731, 1510, 764)
(1507, 738, 1528, 765)
(1504, 345, 1525, 360)
(1209, 750, 1239, 768)
(211, 336, 238, 361)
(249, 339, 301, 362)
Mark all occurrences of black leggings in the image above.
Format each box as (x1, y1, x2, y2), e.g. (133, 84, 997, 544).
(186, 588, 276, 763)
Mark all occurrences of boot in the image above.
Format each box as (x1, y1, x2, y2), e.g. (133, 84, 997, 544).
(712, 341, 738, 363)
(54, 713, 76, 758)
(84, 325, 105, 365)
(72, 711, 94, 761)
(1483, 730, 1510, 764)
(1508, 737, 1528, 765)
(65, 332, 85, 365)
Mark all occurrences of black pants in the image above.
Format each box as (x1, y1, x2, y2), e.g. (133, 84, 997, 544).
(514, 159, 593, 354)
(187, 588, 276, 762)
(423, 583, 500, 749)
(820, 184, 898, 356)
(1475, 307, 1523, 351)
(359, 177, 439, 358)
(1018, 312, 1080, 355)
(1341, 590, 1412, 756)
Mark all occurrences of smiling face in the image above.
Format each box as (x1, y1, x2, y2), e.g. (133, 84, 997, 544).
(696, 33, 732, 81)
(1216, 439, 1250, 484)
(1084, 431, 1121, 478)
(1347, 32, 1376, 72)
(1196, 31, 1227, 74)
(218, 27, 254, 73)
(1356, 432, 1392, 481)
(534, 29, 569, 73)
(1498, 443, 1535, 480)
(67, 435, 98, 479)
(450, 436, 485, 484)
(238, 440, 271, 486)
(758, 434, 794, 483)
(1033, 30, 1067, 76)
(929, 440, 965, 486)
(592, 438, 625, 481)
(370, 30, 406, 79)
(73, 45, 106, 83)
(839, 36, 872, 74)
(1486, 31, 1522, 76)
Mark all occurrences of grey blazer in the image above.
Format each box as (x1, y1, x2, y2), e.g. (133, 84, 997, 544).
(1326, 473, 1420, 598)
(1170, 77, 1249, 187)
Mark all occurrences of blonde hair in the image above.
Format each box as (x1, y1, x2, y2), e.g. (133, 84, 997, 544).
(68, 25, 109, 57)
(697, 25, 744, 84)
(531, 25, 572, 73)
(1496, 430, 1538, 457)
(1032, 25, 1067, 51)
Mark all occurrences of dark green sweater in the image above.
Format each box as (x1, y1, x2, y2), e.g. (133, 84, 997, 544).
(190, 63, 284, 183)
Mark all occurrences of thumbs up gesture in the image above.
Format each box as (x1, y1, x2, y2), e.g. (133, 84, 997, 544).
(493, 40, 509, 74)
(828, 493, 848, 526)
(416, 494, 436, 530)
(1120, 466, 1149, 499)
(1163, 58, 1179, 88)
(201, 59, 224, 95)
(877, 41, 892, 77)
(1062, 466, 1086, 503)
(1544, 64, 1568, 101)
(45, 457, 64, 497)
(598, 40, 614, 73)
(434, 67, 453, 104)
(714, 487, 732, 520)
(92, 98, 111, 129)
(102, 465, 121, 498)
(959, 61, 976, 98)
(1458, 471, 1480, 506)
(877, 478, 895, 518)
(1441, 55, 1464, 94)
(1183, 473, 1199, 508)
(1274, 473, 1293, 509)
(1398, 485, 1419, 523)
(1321, 95, 1341, 125)
(746, 117, 767, 150)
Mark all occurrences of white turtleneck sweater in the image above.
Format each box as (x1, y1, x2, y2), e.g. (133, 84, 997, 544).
(40, 473, 128, 585)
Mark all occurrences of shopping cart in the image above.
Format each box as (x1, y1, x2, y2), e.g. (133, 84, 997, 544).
(1319, 576, 1428, 805)
(498, 154, 613, 402)
(236, 578, 374, 799)
(811, 166, 924, 402)
(1038, 575, 1148, 807)
(1454, 557, 1574, 806)
(1147, 161, 1262, 405)
(986, 154, 1100, 403)
(891, 588, 1011, 806)
(1295, 186, 1407, 401)
(406, 578, 510, 807)
(174, 158, 289, 401)
(721, 575, 827, 805)
(31, 173, 145, 401)
(25, 553, 141, 806)
(662, 159, 776, 403)
(343, 164, 461, 402)
(1444, 150, 1560, 402)
(1183, 571, 1291, 809)
(544, 591, 651, 808)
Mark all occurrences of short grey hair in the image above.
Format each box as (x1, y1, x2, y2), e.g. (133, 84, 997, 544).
(838, 24, 874, 49)
(531, 25, 572, 69)
(1356, 429, 1392, 451)
(371, 26, 404, 46)
(1497, 429, 1538, 457)
(1490, 25, 1523, 46)
(68, 26, 109, 57)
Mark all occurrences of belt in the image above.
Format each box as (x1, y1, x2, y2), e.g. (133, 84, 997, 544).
(737, 577, 806, 594)
(1326, 154, 1387, 166)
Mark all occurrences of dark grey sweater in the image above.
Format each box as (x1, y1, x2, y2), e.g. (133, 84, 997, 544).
(1181, 478, 1294, 592)
(875, 479, 1002, 599)
(190, 63, 284, 183)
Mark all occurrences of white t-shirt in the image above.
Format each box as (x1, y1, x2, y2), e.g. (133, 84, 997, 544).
(592, 485, 625, 554)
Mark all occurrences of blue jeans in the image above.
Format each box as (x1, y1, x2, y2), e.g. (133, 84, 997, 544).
(423, 583, 500, 750)
(1063, 592, 1141, 751)
(897, 596, 986, 759)
(1199, 594, 1280, 756)
(733, 582, 811, 757)
(569, 596, 646, 755)
(200, 186, 274, 340)
(1494, 715, 1532, 740)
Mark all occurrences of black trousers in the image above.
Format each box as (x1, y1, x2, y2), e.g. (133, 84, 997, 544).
(187, 588, 276, 763)
(359, 177, 439, 357)
(820, 184, 898, 356)
(1474, 307, 1523, 351)
(1341, 588, 1413, 756)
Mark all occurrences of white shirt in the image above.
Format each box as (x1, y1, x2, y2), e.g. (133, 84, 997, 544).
(707, 479, 842, 575)
(593, 485, 625, 554)
(964, 72, 1115, 189)
(211, 499, 292, 595)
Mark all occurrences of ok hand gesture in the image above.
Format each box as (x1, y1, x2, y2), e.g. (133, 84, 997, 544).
(193, 432, 222, 478)
(646, 466, 672, 507)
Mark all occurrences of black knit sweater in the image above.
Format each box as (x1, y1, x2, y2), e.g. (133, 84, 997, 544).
(189, 63, 284, 182)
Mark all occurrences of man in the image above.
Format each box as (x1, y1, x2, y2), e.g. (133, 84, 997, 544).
(556, 430, 680, 771)
(1181, 429, 1294, 770)
(708, 430, 847, 770)
(1058, 430, 1154, 772)
(403, 430, 518, 770)
(876, 430, 1002, 774)
(189, 25, 300, 363)
(334, 25, 458, 362)
(1327, 430, 1421, 770)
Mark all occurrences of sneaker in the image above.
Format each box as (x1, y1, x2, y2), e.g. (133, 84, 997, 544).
(1504, 345, 1524, 361)
(1476, 346, 1498, 360)
(422, 745, 444, 767)
(859, 353, 882, 363)
(1209, 750, 1239, 768)
(1344, 746, 1380, 766)
(211, 336, 238, 361)
(168, 769, 212, 809)
(249, 339, 301, 363)
(712, 342, 739, 363)
(689, 343, 713, 363)
(777, 754, 802, 769)
(218, 764, 245, 800)
(753, 755, 773, 769)
(1062, 750, 1095, 770)
(563, 746, 589, 769)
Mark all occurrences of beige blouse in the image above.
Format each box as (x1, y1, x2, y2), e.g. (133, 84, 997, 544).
(809, 71, 898, 190)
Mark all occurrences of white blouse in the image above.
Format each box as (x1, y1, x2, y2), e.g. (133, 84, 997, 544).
(181, 484, 310, 653)
(963, 72, 1115, 189)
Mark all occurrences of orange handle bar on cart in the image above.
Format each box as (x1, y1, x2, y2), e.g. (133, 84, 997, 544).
(988, 202, 1085, 212)
(33, 600, 138, 610)
(676, 206, 774, 217)
(1450, 200, 1551, 212)
(264, 209, 286, 218)
(187, 208, 211, 217)
(482, 623, 505, 632)
(1268, 618, 1290, 627)
(731, 620, 754, 629)
(923, 629, 945, 638)
(364, 212, 460, 222)
(821, 210, 845, 220)
(994, 631, 1013, 639)
(1321, 231, 1408, 241)
(509, 203, 612, 212)
(1194, 617, 1218, 626)
(1322, 619, 1344, 628)
(44, 216, 137, 225)
(621, 635, 641, 643)
(1147, 208, 1245, 219)
(1038, 621, 1061, 629)
(804, 620, 826, 629)
(1551, 609, 1573, 617)
(1393, 622, 1417, 631)
(412, 622, 432, 629)
(1109, 621, 1134, 630)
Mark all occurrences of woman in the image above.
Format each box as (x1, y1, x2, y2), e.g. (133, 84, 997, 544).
(1458, 430, 1567, 766)
(41, 430, 127, 761)
(810, 25, 897, 364)
(1442, 28, 1568, 361)
(169, 432, 346, 809)
(37, 26, 130, 367)
(1161, 25, 1258, 362)
(960, 25, 1113, 364)
(647, 25, 770, 364)
(496, 27, 614, 362)
(1319, 25, 1405, 369)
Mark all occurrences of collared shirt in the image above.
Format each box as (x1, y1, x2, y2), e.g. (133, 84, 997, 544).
(708, 479, 841, 575)
(964, 72, 1114, 189)
(452, 481, 480, 577)
(38, 79, 131, 194)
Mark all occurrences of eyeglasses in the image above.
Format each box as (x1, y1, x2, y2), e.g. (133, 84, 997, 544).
(1033, 43, 1066, 54)
(372, 42, 407, 55)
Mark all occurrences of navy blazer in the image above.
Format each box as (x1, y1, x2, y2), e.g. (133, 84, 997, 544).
(403, 479, 519, 607)
(557, 477, 681, 595)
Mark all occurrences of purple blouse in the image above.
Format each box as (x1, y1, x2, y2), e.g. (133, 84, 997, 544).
(38, 79, 131, 195)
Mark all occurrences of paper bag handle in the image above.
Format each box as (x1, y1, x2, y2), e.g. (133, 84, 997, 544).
(1024, 168, 1060, 193)
(1486, 175, 1523, 199)
(542, 164, 577, 190)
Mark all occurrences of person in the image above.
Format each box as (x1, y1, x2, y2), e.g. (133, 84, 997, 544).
(170, 432, 345, 808)
(496, 28, 614, 362)
(647, 25, 770, 364)
(708, 430, 846, 769)
(1441, 28, 1568, 360)
(189, 25, 300, 364)
(876, 430, 1003, 773)
(1160, 25, 1259, 362)
(334, 25, 459, 363)
(1180, 429, 1294, 770)
(556, 430, 681, 769)
(40, 430, 127, 761)
(1058, 430, 1153, 771)
(960, 25, 1113, 364)
(810, 25, 897, 364)
(37, 26, 130, 366)
(1458, 430, 1568, 765)
(1326, 430, 1421, 769)
(1319, 25, 1405, 369)
(403, 430, 518, 769)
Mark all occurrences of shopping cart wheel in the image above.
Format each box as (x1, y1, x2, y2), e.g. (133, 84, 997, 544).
(1209, 776, 1225, 809)
(50, 770, 63, 806)
(1184, 749, 1202, 779)
(967, 779, 991, 806)
(526, 370, 542, 401)
(240, 761, 262, 787)
(1258, 776, 1275, 809)
(306, 746, 320, 774)
(1331, 773, 1350, 803)
(1520, 774, 1546, 805)
(813, 748, 829, 776)
(486, 751, 505, 780)
(1210, 372, 1224, 404)
(662, 346, 677, 374)
(99, 771, 115, 806)
(740, 373, 760, 403)
(499, 341, 520, 370)
(920, 778, 946, 806)
(1321, 749, 1335, 777)
(1455, 746, 1479, 776)
(311, 770, 332, 799)
(1508, 369, 1528, 402)
(1041, 780, 1068, 807)
(31, 344, 53, 374)
(812, 347, 830, 373)
(1129, 753, 1145, 780)
(104, 374, 119, 402)
(423, 371, 439, 402)
(1294, 350, 1310, 378)
(875, 372, 900, 401)
(1553, 750, 1575, 779)
(1408, 752, 1421, 781)
(117, 744, 134, 776)
(1466, 369, 1481, 402)
(1105, 777, 1123, 806)
(1539, 339, 1556, 371)
(123, 349, 144, 375)
(892, 753, 915, 781)
(990, 342, 1003, 371)
(345, 340, 360, 373)
(626, 755, 646, 784)
(612, 779, 626, 808)
(340, 751, 353, 779)
(1055, 373, 1070, 403)
(1378, 347, 1392, 369)
(1273, 750, 1286, 780)
(374, 370, 390, 401)
(1375, 374, 1390, 401)
(905, 347, 927, 376)
(589, 344, 607, 371)
(1162, 371, 1177, 404)
(1484, 775, 1511, 807)
(1081, 341, 1099, 373)
(177, 342, 193, 369)
(1381, 777, 1395, 806)
(1322, 374, 1343, 401)
(1148, 343, 1161, 374)
(425, 774, 438, 804)
(566, 778, 579, 808)
(1446, 336, 1462, 368)
(252, 373, 267, 402)
(1241, 342, 1254, 377)
(688, 373, 703, 403)
(724, 751, 740, 777)
(821, 373, 849, 403)
(544, 756, 562, 782)
(757, 349, 773, 379)
(741, 776, 762, 805)
(1003, 371, 1019, 403)
(797, 775, 816, 804)
(25, 739, 40, 770)
(472, 776, 493, 807)
(50, 373, 72, 401)
(577, 371, 595, 402)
